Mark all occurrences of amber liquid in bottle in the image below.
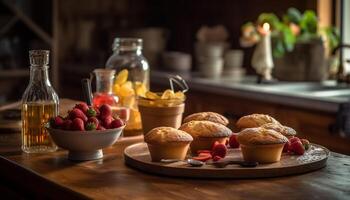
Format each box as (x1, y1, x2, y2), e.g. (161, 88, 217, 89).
(22, 102, 58, 153)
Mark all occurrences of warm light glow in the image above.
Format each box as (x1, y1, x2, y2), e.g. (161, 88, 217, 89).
(263, 23, 270, 31)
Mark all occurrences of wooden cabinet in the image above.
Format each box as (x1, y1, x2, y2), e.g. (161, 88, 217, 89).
(152, 83, 350, 155)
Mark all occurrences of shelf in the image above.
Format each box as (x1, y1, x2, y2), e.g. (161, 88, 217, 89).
(0, 69, 29, 78)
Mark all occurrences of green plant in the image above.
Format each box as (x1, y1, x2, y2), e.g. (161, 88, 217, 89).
(241, 8, 340, 57)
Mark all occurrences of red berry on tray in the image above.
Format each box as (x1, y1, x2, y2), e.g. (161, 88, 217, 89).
(69, 108, 88, 122)
(74, 102, 89, 114)
(62, 119, 73, 130)
(192, 154, 212, 162)
(229, 134, 240, 148)
(301, 139, 310, 150)
(71, 118, 85, 131)
(110, 118, 124, 129)
(289, 141, 305, 155)
(289, 137, 301, 144)
(212, 143, 227, 158)
(99, 104, 112, 120)
(197, 150, 212, 155)
(213, 155, 222, 162)
(283, 140, 291, 152)
(211, 141, 220, 150)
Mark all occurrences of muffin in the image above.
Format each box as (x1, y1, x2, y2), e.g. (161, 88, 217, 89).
(260, 123, 297, 139)
(236, 114, 280, 130)
(179, 121, 232, 154)
(144, 127, 193, 162)
(237, 127, 288, 163)
(183, 112, 229, 126)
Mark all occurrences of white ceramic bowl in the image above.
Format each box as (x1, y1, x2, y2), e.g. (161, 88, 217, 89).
(47, 126, 125, 161)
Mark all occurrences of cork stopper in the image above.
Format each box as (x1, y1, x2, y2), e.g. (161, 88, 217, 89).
(29, 50, 49, 66)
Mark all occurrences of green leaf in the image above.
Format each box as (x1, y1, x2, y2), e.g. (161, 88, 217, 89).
(285, 7, 302, 24)
(300, 10, 318, 34)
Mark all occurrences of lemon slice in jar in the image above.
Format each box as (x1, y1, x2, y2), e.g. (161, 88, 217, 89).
(145, 91, 159, 100)
(115, 69, 128, 85)
(161, 89, 175, 99)
(134, 81, 147, 97)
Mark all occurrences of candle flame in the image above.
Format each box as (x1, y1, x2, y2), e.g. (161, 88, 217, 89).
(263, 23, 270, 31)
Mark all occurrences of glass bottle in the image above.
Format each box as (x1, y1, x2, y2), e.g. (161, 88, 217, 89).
(92, 69, 119, 108)
(106, 38, 150, 136)
(21, 50, 58, 153)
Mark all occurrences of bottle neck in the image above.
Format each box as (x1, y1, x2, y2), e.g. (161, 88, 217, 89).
(114, 48, 142, 56)
(29, 66, 51, 86)
(96, 76, 113, 94)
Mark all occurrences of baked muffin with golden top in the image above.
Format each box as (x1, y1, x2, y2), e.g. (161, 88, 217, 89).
(179, 121, 231, 153)
(236, 114, 280, 130)
(183, 112, 229, 126)
(145, 127, 193, 161)
(260, 123, 297, 139)
(237, 127, 288, 163)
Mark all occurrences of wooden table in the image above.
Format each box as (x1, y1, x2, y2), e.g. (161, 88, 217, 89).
(0, 99, 350, 199)
(0, 136, 349, 200)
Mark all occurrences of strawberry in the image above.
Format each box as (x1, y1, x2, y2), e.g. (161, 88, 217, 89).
(283, 140, 291, 152)
(229, 134, 240, 148)
(86, 107, 97, 117)
(110, 118, 124, 129)
(211, 141, 221, 150)
(69, 108, 88, 122)
(198, 152, 212, 158)
(99, 104, 112, 120)
(75, 102, 89, 114)
(212, 143, 227, 158)
(213, 155, 222, 162)
(289, 137, 301, 144)
(301, 139, 310, 150)
(85, 122, 96, 131)
(71, 118, 85, 131)
(192, 154, 212, 162)
(96, 124, 106, 130)
(289, 141, 305, 155)
(102, 116, 113, 128)
(87, 117, 99, 127)
(62, 119, 73, 130)
(197, 150, 212, 154)
(50, 116, 64, 128)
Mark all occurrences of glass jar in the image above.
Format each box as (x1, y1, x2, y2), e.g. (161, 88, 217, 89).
(106, 38, 150, 136)
(21, 50, 59, 153)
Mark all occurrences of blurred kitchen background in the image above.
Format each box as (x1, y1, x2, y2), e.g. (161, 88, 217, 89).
(1, 0, 350, 153)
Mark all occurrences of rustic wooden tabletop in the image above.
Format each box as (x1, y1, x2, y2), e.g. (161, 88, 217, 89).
(0, 99, 349, 200)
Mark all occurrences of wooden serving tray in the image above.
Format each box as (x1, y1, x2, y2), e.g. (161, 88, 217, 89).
(124, 142, 330, 179)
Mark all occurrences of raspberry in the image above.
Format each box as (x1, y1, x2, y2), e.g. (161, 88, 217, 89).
(229, 134, 240, 148)
(213, 155, 222, 162)
(212, 143, 227, 158)
(283, 140, 291, 152)
(289, 137, 301, 144)
(289, 141, 305, 155)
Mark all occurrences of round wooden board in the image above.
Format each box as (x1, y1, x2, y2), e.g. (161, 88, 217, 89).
(124, 142, 330, 179)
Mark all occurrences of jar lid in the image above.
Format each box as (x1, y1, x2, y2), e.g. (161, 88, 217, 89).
(112, 38, 143, 51)
(29, 50, 49, 66)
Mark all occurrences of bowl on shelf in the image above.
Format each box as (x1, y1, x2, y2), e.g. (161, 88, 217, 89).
(47, 125, 125, 161)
